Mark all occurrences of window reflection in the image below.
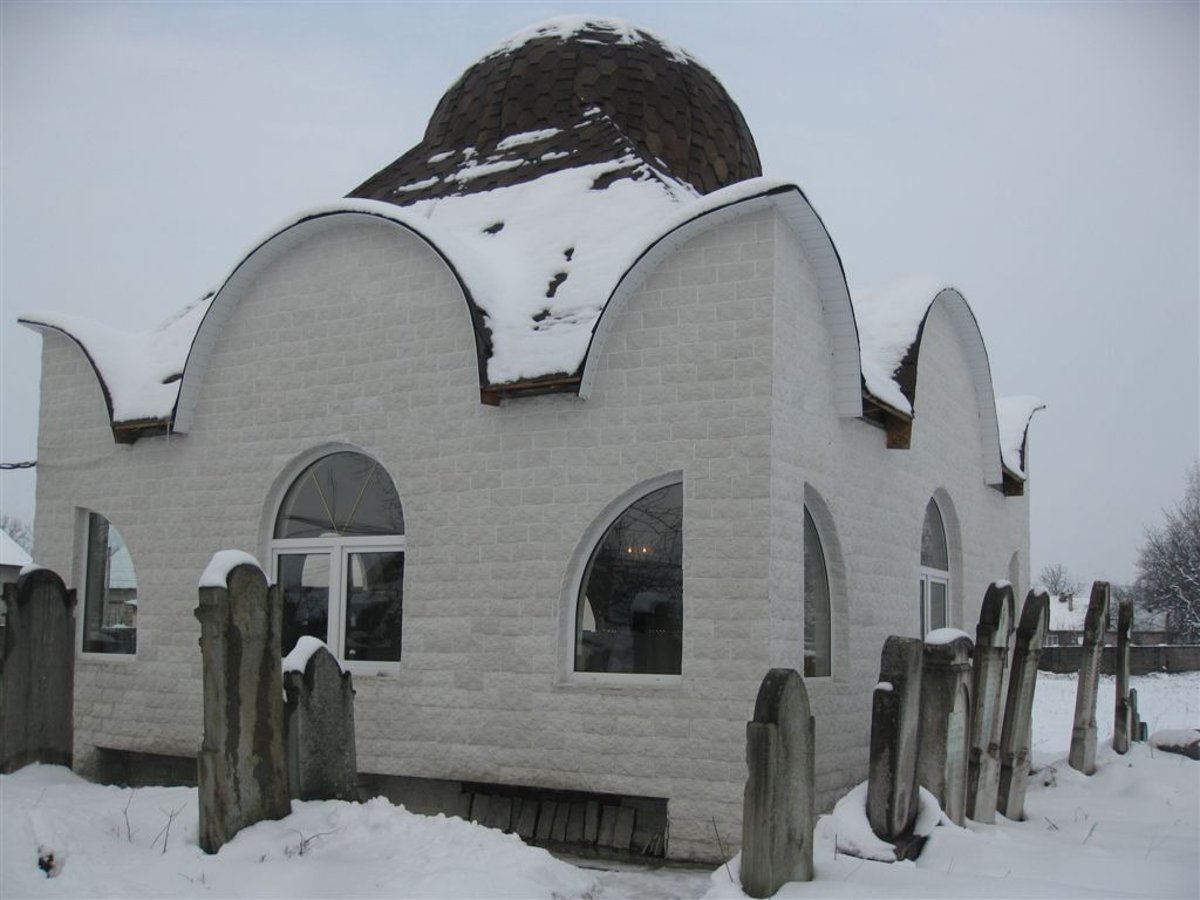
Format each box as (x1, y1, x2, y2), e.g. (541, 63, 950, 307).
(576, 483, 682, 675)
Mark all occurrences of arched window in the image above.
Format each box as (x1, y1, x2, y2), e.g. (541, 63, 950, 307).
(575, 482, 682, 675)
(82, 512, 137, 654)
(271, 451, 404, 665)
(803, 508, 831, 677)
(920, 498, 950, 635)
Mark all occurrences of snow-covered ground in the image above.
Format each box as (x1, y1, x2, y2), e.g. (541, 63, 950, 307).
(2, 672, 1196, 899)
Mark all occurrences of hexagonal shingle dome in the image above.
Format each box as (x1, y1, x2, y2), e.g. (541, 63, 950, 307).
(349, 16, 763, 203)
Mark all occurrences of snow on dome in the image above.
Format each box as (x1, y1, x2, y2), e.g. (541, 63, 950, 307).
(349, 15, 760, 205)
(483, 15, 699, 66)
(20, 294, 212, 427)
(0, 530, 32, 569)
(995, 395, 1045, 478)
(853, 277, 945, 414)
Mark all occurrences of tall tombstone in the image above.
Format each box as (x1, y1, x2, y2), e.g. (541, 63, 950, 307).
(283, 639, 359, 801)
(740, 668, 814, 898)
(996, 589, 1050, 820)
(1112, 600, 1133, 754)
(918, 632, 973, 826)
(195, 559, 291, 854)
(966, 582, 1014, 823)
(867, 636, 925, 859)
(0, 569, 76, 773)
(1068, 581, 1110, 774)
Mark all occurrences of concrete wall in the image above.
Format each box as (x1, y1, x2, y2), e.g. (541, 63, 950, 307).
(1039, 644, 1200, 675)
(33, 207, 1031, 860)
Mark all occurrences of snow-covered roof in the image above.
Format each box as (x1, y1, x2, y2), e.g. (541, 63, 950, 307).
(1047, 594, 1089, 631)
(20, 294, 211, 432)
(995, 395, 1045, 479)
(19, 14, 1038, 482)
(854, 278, 944, 415)
(0, 530, 32, 569)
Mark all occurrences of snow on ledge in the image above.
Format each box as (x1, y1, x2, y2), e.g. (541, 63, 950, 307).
(995, 395, 1045, 479)
(924, 627, 973, 645)
(198, 550, 268, 588)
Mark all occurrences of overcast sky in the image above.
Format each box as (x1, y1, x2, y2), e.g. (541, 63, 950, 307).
(1, 1, 1196, 584)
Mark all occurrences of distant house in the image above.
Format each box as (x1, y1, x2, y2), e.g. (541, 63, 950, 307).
(1046, 592, 1171, 647)
(21, 17, 1041, 861)
(0, 529, 33, 628)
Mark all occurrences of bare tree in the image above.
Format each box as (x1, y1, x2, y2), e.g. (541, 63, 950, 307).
(1038, 563, 1082, 598)
(1136, 463, 1200, 643)
(0, 514, 32, 554)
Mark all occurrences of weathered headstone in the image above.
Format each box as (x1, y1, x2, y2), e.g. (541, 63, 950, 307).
(0, 569, 76, 773)
(195, 558, 291, 854)
(1112, 600, 1133, 754)
(1129, 688, 1145, 743)
(283, 638, 358, 801)
(918, 631, 973, 826)
(866, 636, 925, 859)
(1068, 581, 1110, 774)
(966, 582, 1014, 823)
(740, 668, 814, 898)
(996, 589, 1050, 820)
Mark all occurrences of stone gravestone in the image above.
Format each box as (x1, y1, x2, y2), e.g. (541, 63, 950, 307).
(283, 637, 359, 801)
(918, 631, 973, 826)
(1068, 581, 1110, 775)
(1112, 600, 1133, 754)
(1129, 688, 1145, 743)
(996, 589, 1050, 820)
(740, 668, 814, 898)
(0, 569, 76, 773)
(965, 582, 1013, 823)
(195, 556, 291, 854)
(867, 636, 925, 860)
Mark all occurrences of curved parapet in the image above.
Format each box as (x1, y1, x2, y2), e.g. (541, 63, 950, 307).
(172, 204, 479, 433)
(579, 181, 861, 416)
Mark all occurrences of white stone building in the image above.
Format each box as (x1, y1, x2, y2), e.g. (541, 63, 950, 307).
(22, 17, 1042, 861)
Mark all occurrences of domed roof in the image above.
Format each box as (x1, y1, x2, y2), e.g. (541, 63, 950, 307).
(349, 17, 762, 203)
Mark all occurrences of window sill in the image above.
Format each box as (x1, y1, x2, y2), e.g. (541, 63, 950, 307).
(78, 650, 138, 663)
(558, 671, 683, 691)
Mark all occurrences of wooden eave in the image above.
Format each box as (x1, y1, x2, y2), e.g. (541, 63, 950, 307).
(112, 417, 172, 445)
(861, 387, 914, 450)
(479, 373, 583, 406)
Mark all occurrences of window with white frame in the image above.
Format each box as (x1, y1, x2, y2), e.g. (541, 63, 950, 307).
(574, 481, 682, 676)
(81, 512, 138, 654)
(803, 508, 831, 677)
(271, 452, 404, 666)
(919, 498, 950, 636)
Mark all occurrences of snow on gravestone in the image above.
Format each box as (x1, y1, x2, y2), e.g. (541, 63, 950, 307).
(918, 629, 973, 826)
(1069, 582, 1110, 775)
(283, 636, 359, 801)
(966, 582, 1013, 824)
(996, 589, 1050, 821)
(1, 568, 75, 773)
(1113, 600, 1134, 754)
(866, 636, 925, 860)
(740, 668, 814, 898)
(195, 553, 290, 854)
